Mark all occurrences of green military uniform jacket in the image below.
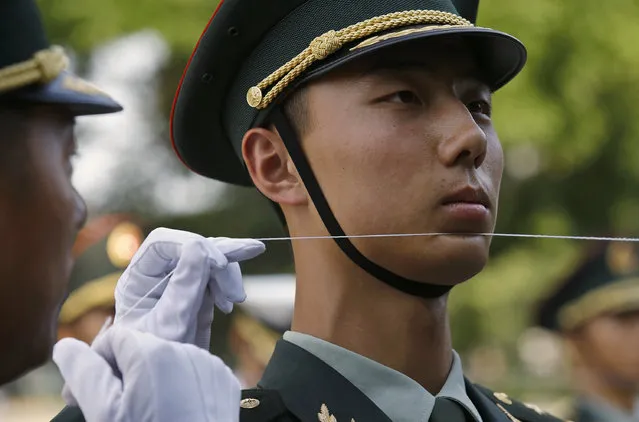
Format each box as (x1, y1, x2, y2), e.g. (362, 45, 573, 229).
(52, 340, 567, 422)
(570, 397, 638, 422)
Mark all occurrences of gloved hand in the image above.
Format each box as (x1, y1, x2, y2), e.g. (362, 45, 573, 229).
(53, 326, 241, 422)
(114, 228, 265, 349)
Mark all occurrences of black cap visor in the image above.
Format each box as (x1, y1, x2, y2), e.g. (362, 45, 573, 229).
(2, 70, 123, 116)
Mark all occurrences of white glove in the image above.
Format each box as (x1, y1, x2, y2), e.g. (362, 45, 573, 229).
(53, 326, 241, 422)
(114, 228, 265, 349)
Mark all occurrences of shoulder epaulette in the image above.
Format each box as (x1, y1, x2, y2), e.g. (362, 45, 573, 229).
(475, 384, 573, 422)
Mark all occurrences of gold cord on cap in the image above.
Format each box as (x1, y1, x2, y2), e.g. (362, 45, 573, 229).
(0, 45, 69, 94)
(246, 10, 473, 109)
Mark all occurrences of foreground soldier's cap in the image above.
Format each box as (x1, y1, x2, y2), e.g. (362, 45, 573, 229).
(171, 0, 527, 185)
(535, 241, 639, 332)
(59, 215, 144, 325)
(0, 0, 122, 115)
(232, 274, 295, 366)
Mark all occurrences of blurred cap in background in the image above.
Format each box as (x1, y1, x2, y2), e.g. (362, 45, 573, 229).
(535, 240, 639, 333)
(229, 274, 295, 388)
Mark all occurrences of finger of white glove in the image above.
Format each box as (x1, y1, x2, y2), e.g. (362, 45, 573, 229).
(53, 338, 123, 422)
(117, 236, 263, 308)
(128, 228, 205, 278)
(191, 266, 241, 349)
(194, 286, 215, 349)
(212, 238, 266, 263)
(149, 239, 214, 341)
(211, 262, 244, 314)
(115, 230, 205, 315)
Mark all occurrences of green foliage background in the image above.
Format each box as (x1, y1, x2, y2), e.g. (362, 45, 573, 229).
(37, 0, 639, 407)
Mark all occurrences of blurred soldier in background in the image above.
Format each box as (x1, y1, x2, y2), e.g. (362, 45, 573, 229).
(58, 215, 144, 345)
(229, 274, 295, 388)
(535, 241, 639, 422)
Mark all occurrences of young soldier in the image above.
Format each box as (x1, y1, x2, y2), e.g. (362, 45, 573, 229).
(169, 0, 564, 420)
(53, 0, 568, 421)
(535, 241, 639, 422)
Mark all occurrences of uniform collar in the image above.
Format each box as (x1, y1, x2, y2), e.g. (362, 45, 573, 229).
(283, 331, 482, 422)
(259, 339, 392, 421)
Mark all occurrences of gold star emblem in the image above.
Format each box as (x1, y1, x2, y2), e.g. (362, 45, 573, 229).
(494, 392, 513, 405)
(524, 402, 545, 414)
(317, 404, 355, 422)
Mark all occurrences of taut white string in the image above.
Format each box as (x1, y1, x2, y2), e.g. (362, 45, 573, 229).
(99, 232, 639, 332)
(254, 232, 639, 242)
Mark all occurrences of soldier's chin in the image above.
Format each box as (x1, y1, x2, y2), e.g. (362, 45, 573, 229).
(398, 236, 490, 285)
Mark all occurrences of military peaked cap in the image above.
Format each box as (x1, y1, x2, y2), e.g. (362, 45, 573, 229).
(171, 0, 527, 184)
(0, 0, 122, 115)
(535, 241, 639, 332)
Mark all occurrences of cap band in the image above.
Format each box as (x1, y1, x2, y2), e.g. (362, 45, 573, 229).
(246, 9, 472, 109)
(0, 45, 68, 94)
(59, 272, 119, 325)
(558, 277, 639, 330)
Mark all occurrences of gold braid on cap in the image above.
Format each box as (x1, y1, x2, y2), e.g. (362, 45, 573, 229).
(246, 10, 473, 109)
(0, 45, 69, 94)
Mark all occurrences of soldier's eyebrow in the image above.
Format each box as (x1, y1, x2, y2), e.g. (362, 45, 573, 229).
(356, 58, 437, 78)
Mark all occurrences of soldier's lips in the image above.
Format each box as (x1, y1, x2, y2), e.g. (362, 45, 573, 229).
(441, 202, 489, 220)
(439, 185, 491, 224)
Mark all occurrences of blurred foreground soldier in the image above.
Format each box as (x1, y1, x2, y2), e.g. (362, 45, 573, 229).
(535, 242, 639, 422)
(1, 1, 251, 419)
(230, 275, 295, 388)
(55, 0, 566, 420)
(0, 0, 121, 386)
(58, 215, 144, 344)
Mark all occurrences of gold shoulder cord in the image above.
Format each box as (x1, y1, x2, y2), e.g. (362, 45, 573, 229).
(0, 45, 69, 94)
(246, 10, 473, 109)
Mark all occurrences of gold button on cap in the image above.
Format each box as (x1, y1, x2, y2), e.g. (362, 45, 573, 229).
(246, 86, 263, 108)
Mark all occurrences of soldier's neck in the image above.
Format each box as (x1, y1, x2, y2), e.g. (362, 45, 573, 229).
(291, 242, 454, 394)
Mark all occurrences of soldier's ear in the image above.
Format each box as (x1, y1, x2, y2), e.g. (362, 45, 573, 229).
(242, 127, 308, 206)
(564, 331, 587, 368)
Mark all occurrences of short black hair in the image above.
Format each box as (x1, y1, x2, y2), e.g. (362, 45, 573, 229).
(282, 85, 311, 137)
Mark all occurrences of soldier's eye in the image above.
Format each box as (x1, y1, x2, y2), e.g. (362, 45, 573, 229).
(467, 100, 492, 117)
(387, 90, 422, 105)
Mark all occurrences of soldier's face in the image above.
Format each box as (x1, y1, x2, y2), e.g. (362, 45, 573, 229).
(295, 38, 502, 285)
(0, 105, 87, 384)
(570, 310, 639, 388)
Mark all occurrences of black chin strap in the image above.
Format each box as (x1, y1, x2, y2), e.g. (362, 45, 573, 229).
(270, 108, 451, 299)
